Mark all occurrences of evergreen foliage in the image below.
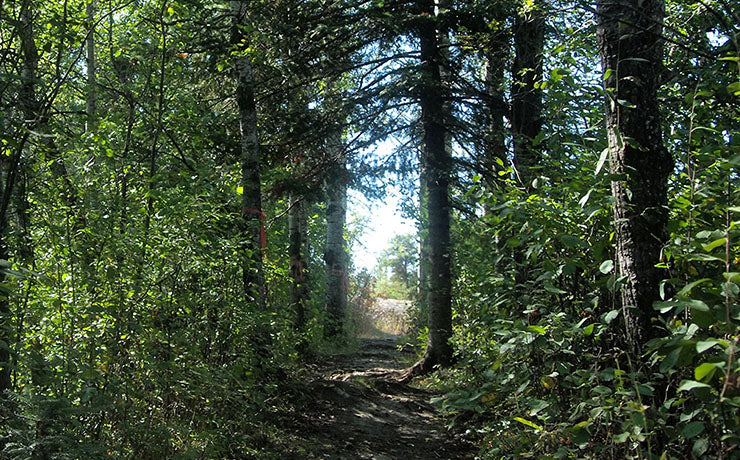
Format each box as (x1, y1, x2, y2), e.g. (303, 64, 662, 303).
(0, 0, 737, 457)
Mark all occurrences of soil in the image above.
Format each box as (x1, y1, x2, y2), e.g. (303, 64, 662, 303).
(286, 336, 476, 459)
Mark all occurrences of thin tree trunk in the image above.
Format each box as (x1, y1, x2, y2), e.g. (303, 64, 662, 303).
(86, 0, 97, 130)
(403, 0, 453, 379)
(324, 133, 347, 337)
(597, 0, 672, 355)
(484, 40, 508, 185)
(289, 195, 309, 331)
(232, 0, 266, 310)
(511, 1, 545, 190)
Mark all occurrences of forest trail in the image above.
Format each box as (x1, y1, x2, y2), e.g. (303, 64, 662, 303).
(287, 337, 475, 459)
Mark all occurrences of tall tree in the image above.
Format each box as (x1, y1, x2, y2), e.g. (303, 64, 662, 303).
(232, 0, 266, 309)
(86, 0, 98, 129)
(482, 5, 511, 187)
(289, 194, 310, 331)
(324, 131, 348, 337)
(403, 0, 453, 378)
(597, 0, 672, 355)
(511, 0, 545, 190)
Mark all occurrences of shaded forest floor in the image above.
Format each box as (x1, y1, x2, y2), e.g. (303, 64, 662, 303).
(282, 336, 475, 459)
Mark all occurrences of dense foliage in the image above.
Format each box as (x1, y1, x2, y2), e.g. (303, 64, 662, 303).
(0, 0, 737, 458)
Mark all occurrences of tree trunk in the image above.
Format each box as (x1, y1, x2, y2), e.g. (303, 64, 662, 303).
(511, 1, 545, 190)
(232, 0, 266, 310)
(0, 218, 11, 396)
(417, 152, 429, 317)
(403, 0, 453, 379)
(597, 0, 672, 355)
(324, 133, 347, 338)
(86, 0, 98, 130)
(289, 195, 310, 331)
(483, 41, 509, 185)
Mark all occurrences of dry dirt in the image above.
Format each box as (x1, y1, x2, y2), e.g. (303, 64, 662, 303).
(286, 337, 475, 459)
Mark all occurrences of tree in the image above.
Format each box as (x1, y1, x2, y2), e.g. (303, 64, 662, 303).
(289, 195, 310, 332)
(324, 130, 348, 337)
(511, 0, 545, 190)
(403, 0, 453, 378)
(597, 0, 672, 355)
(376, 233, 418, 300)
(231, 0, 266, 310)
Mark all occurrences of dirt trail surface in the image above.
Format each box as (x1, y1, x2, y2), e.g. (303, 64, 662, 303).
(289, 337, 475, 459)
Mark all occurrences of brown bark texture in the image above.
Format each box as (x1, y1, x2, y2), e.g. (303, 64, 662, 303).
(403, 0, 453, 379)
(511, 2, 545, 190)
(597, 0, 672, 355)
(483, 25, 509, 186)
(324, 133, 348, 338)
(232, 0, 266, 310)
(289, 196, 310, 331)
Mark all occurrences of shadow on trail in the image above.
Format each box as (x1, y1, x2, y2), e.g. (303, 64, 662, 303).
(291, 337, 474, 459)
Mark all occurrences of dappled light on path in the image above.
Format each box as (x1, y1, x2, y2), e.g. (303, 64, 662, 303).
(288, 338, 474, 459)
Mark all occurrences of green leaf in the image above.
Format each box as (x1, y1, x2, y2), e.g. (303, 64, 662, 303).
(694, 362, 722, 381)
(696, 340, 718, 353)
(603, 309, 619, 324)
(637, 383, 654, 396)
(613, 431, 629, 443)
(727, 82, 740, 96)
(594, 148, 609, 175)
(513, 417, 543, 431)
(582, 323, 594, 336)
(692, 438, 709, 457)
(677, 278, 711, 296)
(599, 260, 614, 274)
(544, 281, 567, 294)
(677, 380, 711, 392)
(660, 347, 682, 372)
(560, 235, 581, 248)
(527, 325, 548, 334)
(703, 238, 726, 252)
(617, 99, 636, 108)
(682, 421, 705, 439)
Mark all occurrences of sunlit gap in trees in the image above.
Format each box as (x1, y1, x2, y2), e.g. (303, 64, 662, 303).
(348, 137, 417, 272)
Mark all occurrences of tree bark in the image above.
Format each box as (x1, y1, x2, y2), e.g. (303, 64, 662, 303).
(289, 195, 310, 331)
(86, 0, 98, 130)
(511, 1, 545, 190)
(324, 133, 347, 338)
(483, 41, 509, 185)
(403, 0, 453, 379)
(231, 0, 266, 310)
(597, 0, 672, 355)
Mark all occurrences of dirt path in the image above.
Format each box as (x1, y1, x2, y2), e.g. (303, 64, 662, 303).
(287, 337, 475, 459)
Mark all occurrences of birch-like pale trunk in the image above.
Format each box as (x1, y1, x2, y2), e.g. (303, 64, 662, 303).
(324, 132, 347, 337)
(231, 0, 266, 310)
(597, 0, 672, 355)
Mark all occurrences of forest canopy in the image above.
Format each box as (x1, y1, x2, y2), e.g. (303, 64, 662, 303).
(0, 0, 738, 458)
